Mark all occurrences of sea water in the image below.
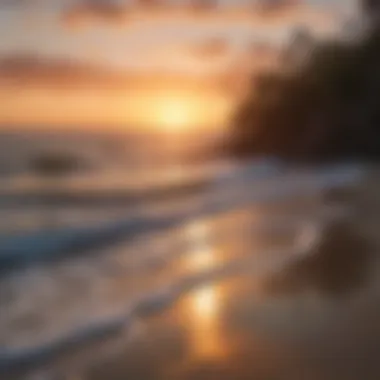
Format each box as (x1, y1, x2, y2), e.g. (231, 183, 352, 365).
(0, 129, 373, 380)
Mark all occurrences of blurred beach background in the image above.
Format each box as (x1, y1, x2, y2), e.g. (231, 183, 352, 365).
(1, 1, 380, 379)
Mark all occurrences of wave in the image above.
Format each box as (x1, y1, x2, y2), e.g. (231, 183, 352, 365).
(0, 169, 213, 208)
(0, 217, 325, 373)
(0, 161, 366, 375)
(0, 161, 366, 272)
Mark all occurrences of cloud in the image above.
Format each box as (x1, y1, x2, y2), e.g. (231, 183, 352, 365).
(186, 37, 231, 59)
(255, 0, 301, 14)
(0, 53, 125, 88)
(61, 0, 128, 28)
(58, 0, 332, 30)
(0, 53, 225, 90)
(0, 0, 25, 7)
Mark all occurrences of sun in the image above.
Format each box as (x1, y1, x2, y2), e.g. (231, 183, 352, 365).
(122, 89, 234, 132)
(155, 96, 196, 132)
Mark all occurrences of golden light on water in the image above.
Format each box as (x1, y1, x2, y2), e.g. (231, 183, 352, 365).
(189, 248, 215, 269)
(192, 285, 219, 322)
(186, 222, 209, 250)
(182, 221, 226, 359)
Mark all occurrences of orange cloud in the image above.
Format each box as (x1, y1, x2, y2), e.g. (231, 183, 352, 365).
(58, 0, 337, 33)
(0, 53, 228, 91)
(61, 0, 128, 29)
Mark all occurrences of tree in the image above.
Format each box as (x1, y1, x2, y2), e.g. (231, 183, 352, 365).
(361, 0, 380, 26)
(229, 27, 380, 162)
(362, 0, 380, 16)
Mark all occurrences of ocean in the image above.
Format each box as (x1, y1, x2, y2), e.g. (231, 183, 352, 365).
(0, 129, 377, 380)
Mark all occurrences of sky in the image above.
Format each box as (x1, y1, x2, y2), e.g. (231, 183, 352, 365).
(0, 0, 362, 129)
(0, 0, 359, 72)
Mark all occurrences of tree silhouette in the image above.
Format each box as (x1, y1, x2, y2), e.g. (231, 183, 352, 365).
(229, 26, 380, 161)
(362, 0, 380, 15)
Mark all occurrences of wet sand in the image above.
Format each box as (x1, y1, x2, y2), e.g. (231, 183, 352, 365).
(2, 168, 380, 380)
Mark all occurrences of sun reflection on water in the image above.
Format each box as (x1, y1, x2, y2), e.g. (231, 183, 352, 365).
(192, 286, 218, 320)
(182, 220, 227, 360)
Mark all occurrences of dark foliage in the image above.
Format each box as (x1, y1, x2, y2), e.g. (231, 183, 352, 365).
(229, 27, 380, 162)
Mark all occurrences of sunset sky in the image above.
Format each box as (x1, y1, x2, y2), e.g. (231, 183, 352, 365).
(0, 0, 361, 129)
(0, 0, 358, 71)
